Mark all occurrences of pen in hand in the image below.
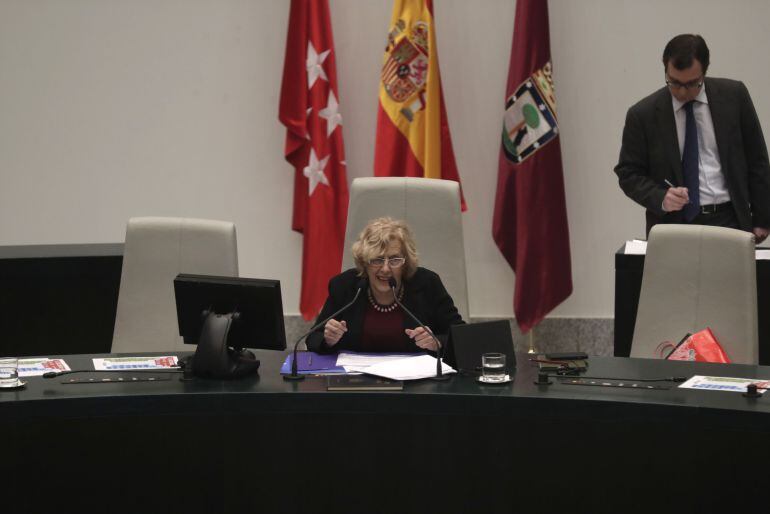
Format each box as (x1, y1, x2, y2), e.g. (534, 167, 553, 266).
(664, 179, 690, 205)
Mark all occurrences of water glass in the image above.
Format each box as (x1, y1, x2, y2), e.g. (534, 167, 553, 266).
(0, 357, 19, 387)
(481, 353, 507, 383)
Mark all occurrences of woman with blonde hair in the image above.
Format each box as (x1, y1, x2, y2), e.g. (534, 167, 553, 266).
(307, 217, 464, 353)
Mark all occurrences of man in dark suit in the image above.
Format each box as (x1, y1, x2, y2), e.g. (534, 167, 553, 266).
(615, 34, 770, 243)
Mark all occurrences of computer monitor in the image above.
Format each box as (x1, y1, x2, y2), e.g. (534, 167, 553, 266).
(174, 274, 286, 378)
(446, 320, 516, 375)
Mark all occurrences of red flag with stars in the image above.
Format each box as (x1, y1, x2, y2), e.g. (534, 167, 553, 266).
(279, 0, 349, 320)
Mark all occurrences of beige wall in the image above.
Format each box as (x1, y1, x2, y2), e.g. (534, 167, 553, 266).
(1, 0, 768, 318)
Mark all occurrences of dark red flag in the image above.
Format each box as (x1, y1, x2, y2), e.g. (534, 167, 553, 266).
(279, 0, 349, 320)
(492, 0, 572, 333)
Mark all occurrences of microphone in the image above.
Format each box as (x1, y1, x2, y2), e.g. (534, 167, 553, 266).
(387, 277, 450, 381)
(283, 277, 368, 381)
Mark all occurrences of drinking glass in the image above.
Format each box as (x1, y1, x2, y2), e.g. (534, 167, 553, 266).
(0, 357, 19, 388)
(481, 353, 506, 383)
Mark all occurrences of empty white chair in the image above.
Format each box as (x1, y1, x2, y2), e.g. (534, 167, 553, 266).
(631, 224, 758, 364)
(111, 217, 238, 353)
(341, 177, 469, 321)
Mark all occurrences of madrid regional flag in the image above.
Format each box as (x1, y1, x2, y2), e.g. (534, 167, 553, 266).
(492, 0, 572, 333)
(374, 0, 466, 210)
(279, 0, 349, 320)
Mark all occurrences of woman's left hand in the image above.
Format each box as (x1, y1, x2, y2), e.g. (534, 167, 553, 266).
(405, 327, 438, 351)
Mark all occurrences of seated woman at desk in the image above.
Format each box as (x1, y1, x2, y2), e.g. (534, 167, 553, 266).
(306, 217, 464, 353)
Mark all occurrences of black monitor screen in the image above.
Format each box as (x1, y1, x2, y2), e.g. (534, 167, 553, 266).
(174, 274, 286, 351)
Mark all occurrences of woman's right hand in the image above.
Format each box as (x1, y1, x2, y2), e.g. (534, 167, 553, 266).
(323, 319, 347, 346)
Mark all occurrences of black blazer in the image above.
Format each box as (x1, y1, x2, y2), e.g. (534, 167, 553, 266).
(306, 267, 465, 353)
(614, 77, 770, 234)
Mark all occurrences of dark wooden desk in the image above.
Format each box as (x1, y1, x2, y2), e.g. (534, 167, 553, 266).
(4, 351, 770, 513)
(0, 243, 122, 357)
(614, 246, 770, 364)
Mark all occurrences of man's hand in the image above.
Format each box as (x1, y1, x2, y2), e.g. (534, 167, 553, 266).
(753, 227, 769, 244)
(662, 187, 689, 212)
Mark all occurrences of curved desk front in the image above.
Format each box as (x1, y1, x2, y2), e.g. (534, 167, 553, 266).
(4, 352, 770, 514)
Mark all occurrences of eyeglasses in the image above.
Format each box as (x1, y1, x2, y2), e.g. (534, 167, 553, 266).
(665, 75, 704, 90)
(368, 257, 406, 268)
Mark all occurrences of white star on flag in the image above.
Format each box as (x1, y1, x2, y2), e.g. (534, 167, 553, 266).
(303, 148, 330, 195)
(306, 41, 330, 89)
(319, 91, 343, 136)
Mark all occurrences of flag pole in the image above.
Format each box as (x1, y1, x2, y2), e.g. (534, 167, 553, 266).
(527, 326, 538, 354)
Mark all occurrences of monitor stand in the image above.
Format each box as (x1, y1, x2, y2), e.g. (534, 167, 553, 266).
(181, 312, 260, 379)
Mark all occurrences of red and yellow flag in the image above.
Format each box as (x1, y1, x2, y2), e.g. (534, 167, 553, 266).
(374, 0, 466, 210)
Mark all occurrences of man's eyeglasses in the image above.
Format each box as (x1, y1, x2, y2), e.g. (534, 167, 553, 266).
(665, 75, 704, 90)
(368, 257, 406, 268)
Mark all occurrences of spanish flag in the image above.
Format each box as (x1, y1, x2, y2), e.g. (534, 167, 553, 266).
(374, 0, 466, 210)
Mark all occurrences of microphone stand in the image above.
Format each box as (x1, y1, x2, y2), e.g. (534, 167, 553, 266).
(388, 279, 451, 382)
(283, 279, 367, 381)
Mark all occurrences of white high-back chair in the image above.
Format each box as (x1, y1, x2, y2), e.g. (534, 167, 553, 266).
(631, 224, 758, 364)
(111, 217, 239, 353)
(341, 177, 469, 321)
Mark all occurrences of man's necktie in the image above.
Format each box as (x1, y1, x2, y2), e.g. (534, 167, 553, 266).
(682, 100, 700, 221)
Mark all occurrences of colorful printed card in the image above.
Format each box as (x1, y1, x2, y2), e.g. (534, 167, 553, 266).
(679, 375, 770, 392)
(18, 358, 71, 377)
(92, 356, 179, 371)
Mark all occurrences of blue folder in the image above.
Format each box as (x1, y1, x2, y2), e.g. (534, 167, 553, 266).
(280, 351, 427, 375)
(280, 352, 346, 375)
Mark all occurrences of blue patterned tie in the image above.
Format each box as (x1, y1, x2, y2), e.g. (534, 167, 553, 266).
(682, 101, 700, 221)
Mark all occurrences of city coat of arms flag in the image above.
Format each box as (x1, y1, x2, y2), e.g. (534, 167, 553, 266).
(279, 0, 349, 320)
(492, 0, 572, 333)
(374, 0, 466, 210)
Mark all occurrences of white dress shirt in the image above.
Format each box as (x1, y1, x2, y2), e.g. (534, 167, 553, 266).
(671, 87, 731, 205)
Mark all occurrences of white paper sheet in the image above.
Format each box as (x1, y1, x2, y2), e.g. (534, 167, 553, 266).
(362, 354, 456, 381)
(92, 356, 179, 371)
(624, 240, 648, 255)
(335, 352, 420, 367)
(18, 358, 71, 377)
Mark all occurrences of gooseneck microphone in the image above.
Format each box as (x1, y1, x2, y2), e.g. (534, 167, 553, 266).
(283, 277, 368, 381)
(387, 277, 450, 381)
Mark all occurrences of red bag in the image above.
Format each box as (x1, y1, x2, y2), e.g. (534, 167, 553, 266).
(656, 327, 731, 363)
